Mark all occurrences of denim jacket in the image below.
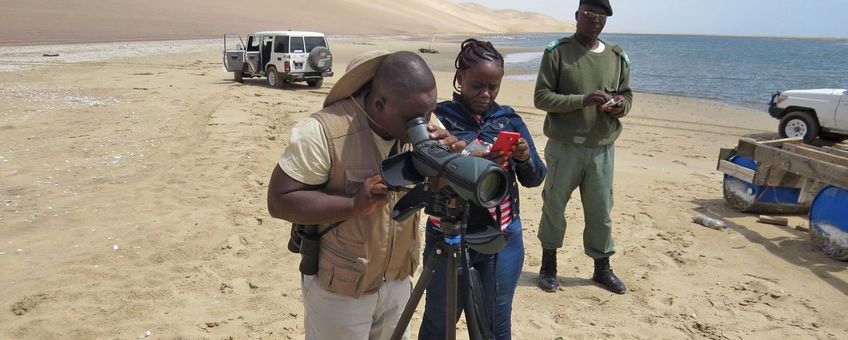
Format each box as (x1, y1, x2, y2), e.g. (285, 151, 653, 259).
(431, 93, 547, 227)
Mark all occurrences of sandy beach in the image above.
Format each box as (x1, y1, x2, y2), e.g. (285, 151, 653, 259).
(0, 35, 846, 339)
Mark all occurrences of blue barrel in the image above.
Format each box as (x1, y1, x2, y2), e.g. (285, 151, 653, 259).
(722, 155, 807, 214)
(809, 186, 848, 261)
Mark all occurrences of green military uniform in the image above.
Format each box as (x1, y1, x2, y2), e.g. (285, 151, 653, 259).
(535, 35, 632, 259)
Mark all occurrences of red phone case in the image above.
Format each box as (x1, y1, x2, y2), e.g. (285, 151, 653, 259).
(490, 131, 521, 154)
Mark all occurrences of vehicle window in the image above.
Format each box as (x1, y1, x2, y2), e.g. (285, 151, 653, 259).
(274, 36, 288, 53)
(290, 37, 305, 53)
(247, 36, 260, 51)
(262, 36, 274, 52)
(305, 37, 327, 52)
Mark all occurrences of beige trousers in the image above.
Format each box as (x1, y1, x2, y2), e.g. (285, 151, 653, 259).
(302, 275, 412, 340)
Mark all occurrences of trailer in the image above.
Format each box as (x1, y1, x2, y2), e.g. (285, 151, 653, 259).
(717, 138, 848, 260)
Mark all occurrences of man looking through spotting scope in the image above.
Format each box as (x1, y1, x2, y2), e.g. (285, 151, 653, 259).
(267, 50, 464, 340)
(534, 0, 633, 295)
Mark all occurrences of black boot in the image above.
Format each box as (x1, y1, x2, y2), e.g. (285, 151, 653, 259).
(592, 257, 626, 294)
(538, 249, 559, 292)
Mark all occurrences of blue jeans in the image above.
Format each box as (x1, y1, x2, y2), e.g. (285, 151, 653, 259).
(418, 219, 524, 340)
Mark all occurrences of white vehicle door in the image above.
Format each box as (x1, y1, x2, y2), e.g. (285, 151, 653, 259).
(838, 90, 848, 130)
(259, 35, 274, 73)
(270, 35, 289, 72)
(244, 35, 262, 75)
(289, 36, 309, 73)
(223, 34, 245, 72)
(304, 36, 330, 73)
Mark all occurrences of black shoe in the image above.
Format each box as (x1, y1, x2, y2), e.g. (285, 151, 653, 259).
(538, 249, 559, 292)
(592, 257, 626, 294)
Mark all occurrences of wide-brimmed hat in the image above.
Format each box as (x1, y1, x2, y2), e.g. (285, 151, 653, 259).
(323, 50, 392, 107)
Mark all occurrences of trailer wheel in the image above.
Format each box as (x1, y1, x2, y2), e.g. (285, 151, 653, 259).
(723, 176, 757, 212)
(267, 66, 283, 88)
(722, 175, 809, 214)
(810, 186, 848, 261)
(779, 111, 819, 144)
(811, 226, 848, 261)
(306, 79, 323, 88)
(233, 72, 243, 83)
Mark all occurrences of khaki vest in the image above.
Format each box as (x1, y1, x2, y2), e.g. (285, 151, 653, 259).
(312, 97, 420, 299)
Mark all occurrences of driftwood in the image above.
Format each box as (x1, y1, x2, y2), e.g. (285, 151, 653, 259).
(757, 215, 789, 226)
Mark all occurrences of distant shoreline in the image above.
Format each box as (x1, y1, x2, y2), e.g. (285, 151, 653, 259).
(0, 34, 829, 113)
(2, 31, 845, 48)
(604, 31, 848, 41)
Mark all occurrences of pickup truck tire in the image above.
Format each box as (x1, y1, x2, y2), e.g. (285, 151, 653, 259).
(779, 111, 819, 144)
(306, 79, 323, 88)
(267, 66, 283, 89)
(233, 72, 243, 83)
(308, 47, 333, 72)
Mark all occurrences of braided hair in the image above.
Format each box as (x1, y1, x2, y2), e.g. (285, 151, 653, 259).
(453, 38, 504, 92)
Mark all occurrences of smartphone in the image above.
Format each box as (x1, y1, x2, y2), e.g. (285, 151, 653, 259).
(604, 97, 623, 107)
(490, 131, 521, 154)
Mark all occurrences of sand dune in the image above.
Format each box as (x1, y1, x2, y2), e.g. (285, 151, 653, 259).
(0, 0, 575, 46)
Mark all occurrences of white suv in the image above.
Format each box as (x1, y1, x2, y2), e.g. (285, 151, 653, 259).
(224, 31, 333, 88)
(769, 89, 848, 143)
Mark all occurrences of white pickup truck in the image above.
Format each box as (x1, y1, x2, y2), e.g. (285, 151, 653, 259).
(769, 89, 848, 143)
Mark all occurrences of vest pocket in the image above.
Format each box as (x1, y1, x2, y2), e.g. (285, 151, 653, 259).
(407, 247, 419, 276)
(318, 242, 366, 297)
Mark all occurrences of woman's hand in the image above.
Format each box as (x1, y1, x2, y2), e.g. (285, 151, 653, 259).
(511, 138, 530, 162)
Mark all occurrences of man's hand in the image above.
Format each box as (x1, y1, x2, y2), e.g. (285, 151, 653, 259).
(428, 124, 467, 153)
(602, 95, 625, 114)
(511, 138, 530, 163)
(583, 90, 613, 107)
(351, 175, 389, 216)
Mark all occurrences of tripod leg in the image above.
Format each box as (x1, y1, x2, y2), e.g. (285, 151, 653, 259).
(390, 245, 444, 340)
(445, 247, 459, 340)
(465, 282, 482, 340)
(464, 267, 495, 340)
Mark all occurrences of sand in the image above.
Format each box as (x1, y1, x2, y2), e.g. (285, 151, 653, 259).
(0, 0, 574, 46)
(1, 37, 846, 339)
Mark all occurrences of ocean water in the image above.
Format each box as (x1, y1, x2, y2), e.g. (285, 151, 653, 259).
(487, 33, 848, 110)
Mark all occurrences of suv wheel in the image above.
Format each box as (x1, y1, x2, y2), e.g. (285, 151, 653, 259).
(779, 111, 819, 144)
(233, 72, 243, 83)
(267, 66, 284, 89)
(308, 47, 333, 72)
(306, 79, 323, 88)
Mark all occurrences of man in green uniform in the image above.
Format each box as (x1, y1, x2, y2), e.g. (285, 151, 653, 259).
(535, 0, 632, 294)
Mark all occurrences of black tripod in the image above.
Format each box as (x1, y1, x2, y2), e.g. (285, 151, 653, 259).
(390, 192, 495, 340)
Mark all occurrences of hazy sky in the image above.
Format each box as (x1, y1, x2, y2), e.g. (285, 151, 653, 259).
(454, 0, 848, 38)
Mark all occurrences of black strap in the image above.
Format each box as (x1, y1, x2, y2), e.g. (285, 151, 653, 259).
(492, 252, 499, 334)
(317, 220, 345, 237)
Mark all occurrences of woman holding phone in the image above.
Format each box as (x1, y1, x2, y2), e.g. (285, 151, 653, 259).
(419, 39, 547, 340)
